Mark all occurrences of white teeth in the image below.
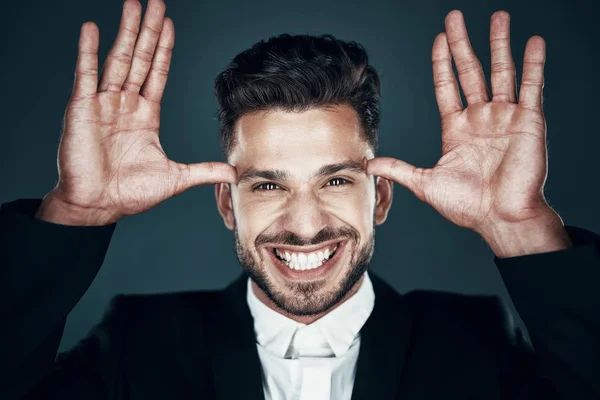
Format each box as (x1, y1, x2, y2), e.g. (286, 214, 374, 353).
(274, 244, 339, 271)
(298, 253, 307, 265)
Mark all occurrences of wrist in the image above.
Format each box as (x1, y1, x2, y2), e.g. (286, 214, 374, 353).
(476, 207, 573, 258)
(35, 192, 119, 226)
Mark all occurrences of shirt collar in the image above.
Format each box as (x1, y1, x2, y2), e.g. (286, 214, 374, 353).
(246, 271, 375, 358)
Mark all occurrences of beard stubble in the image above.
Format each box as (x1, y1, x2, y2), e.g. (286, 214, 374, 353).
(233, 218, 375, 317)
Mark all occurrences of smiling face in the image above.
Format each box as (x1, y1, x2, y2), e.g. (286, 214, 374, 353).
(216, 103, 393, 323)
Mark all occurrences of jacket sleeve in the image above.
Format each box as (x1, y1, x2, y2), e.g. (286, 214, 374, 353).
(495, 225, 600, 400)
(0, 198, 125, 399)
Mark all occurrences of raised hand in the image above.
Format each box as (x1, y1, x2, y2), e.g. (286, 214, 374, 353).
(367, 10, 555, 236)
(37, 0, 237, 226)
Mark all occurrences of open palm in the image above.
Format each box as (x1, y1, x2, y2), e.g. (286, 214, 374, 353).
(46, 0, 236, 225)
(368, 10, 550, 232)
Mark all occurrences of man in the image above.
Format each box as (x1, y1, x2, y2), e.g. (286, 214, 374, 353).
(1, 0, 598, 398)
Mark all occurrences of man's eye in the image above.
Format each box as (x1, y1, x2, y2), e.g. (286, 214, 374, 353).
(326, 177, 350, 187)
(255, 182, 280, 191)
(253, 178, 349, 191)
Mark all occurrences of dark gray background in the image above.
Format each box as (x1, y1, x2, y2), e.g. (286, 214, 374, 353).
(1, 0, 598, 353)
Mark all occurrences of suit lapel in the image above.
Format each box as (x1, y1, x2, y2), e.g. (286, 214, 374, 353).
(351, 271, 413, 400)
(206, 272, 265, 400)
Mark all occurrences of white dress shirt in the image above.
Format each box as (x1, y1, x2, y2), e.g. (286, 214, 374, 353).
(246, 271, 375, 400)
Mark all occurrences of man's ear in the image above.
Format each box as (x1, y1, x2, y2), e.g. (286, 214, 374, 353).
(375, 176, 393, 225)
(215, 183, 235, 230)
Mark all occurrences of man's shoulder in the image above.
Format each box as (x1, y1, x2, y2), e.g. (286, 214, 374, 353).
(405, 288, 515, 338)
(372, 271, 508, 320)
(102, 279, 240, 329)
(372, 272, 525, 348)
(405, 287, 507, 318)
(115, 285, 229, 315)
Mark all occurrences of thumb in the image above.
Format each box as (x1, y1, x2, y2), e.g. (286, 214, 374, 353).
(366, 157, 430, 201)
(173, 161, 238, 194)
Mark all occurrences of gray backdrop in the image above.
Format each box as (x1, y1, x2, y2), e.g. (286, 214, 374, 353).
(1, 0, 598, 353)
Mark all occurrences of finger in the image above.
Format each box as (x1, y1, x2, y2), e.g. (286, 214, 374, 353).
(432, 32, 463, 119)
(140, 17, 174, 103)
(98, 0, 142, 92)
(490, 11, 517, 103)
(518, 35, 546, 111)
(366, 157, 430, 202)
(122, 0, 166, 93)
(174, 161, 238, 194)
(72, 22, 99, 98)
(445, 10, 490, 105)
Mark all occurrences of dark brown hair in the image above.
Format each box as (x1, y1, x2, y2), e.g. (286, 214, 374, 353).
(214, 33, 381, 161)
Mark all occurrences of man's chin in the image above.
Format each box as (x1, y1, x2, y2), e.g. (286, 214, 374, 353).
(250, 247, 369, 317)
(236, 231, 374, 317)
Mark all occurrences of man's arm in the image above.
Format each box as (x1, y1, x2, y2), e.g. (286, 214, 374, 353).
(496, 225, 600, 399)
(0, 198, 123, 399)
(2, 0, 238, 396)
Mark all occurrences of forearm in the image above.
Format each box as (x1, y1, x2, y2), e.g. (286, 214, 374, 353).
(495, 226, 600, 399)
(0, 198, 116, 396)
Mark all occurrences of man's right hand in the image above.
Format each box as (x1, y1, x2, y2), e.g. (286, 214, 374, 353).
(36, 0, 237, 226)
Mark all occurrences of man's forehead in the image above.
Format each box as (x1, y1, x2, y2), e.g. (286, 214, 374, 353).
(229, 104, 369, 165)
(236, 104, 361, 133)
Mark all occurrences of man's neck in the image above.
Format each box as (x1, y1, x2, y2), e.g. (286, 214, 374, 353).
(250, 275, 365, 325)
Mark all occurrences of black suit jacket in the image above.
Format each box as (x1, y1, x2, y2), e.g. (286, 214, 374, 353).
(1, 198, 599, 399)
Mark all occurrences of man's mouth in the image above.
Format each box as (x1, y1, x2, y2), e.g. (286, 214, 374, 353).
(265, 240, 347, 280)
(272, 242, 340, 270)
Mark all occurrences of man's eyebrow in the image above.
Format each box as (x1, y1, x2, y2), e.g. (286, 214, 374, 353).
(313, 160, 365, 179)
(237, 168, 289, 184)
(237, 160, 365, 184)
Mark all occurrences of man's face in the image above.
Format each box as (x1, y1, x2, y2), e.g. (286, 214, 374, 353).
(216, 104, 392, 318)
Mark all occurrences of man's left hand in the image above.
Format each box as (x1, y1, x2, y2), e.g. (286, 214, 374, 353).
(367, 10, 572, 257)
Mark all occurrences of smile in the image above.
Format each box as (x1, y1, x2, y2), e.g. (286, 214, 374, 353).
(265, 239, 348, 280)
(272, 242, 340, 270)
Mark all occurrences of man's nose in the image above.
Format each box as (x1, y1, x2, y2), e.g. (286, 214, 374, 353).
(281, 192, 330, 241)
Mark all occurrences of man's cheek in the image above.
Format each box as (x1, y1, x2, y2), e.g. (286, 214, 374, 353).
(238, 195, 286, 216)
(327, 194, 370, 216)
(236, 208, 278, 245)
